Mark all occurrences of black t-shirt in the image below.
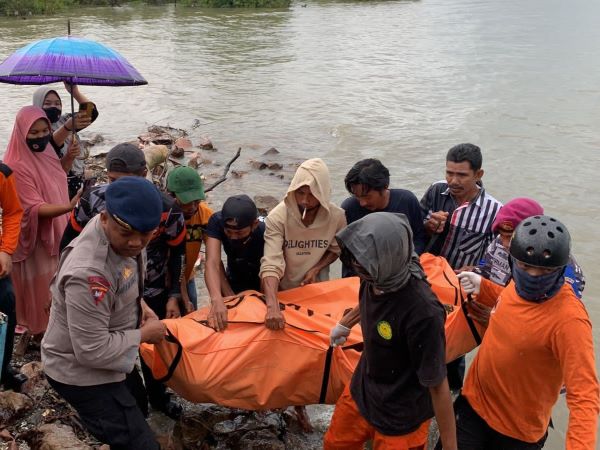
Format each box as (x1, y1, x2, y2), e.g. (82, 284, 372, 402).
(350, 277, 447, 436)
(341, 189, 426, 277)
(205, 212, 265, 293)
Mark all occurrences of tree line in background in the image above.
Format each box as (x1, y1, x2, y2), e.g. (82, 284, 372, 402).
(0, 0, 291, 16)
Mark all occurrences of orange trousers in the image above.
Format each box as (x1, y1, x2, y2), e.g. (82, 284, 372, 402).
(324, 385, 431, 450)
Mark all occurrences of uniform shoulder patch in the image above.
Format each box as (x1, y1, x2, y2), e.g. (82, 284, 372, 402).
(0, 163, 13, 178)
(88, 276, 111, 305)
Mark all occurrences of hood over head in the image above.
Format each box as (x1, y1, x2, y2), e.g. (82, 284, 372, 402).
(32, 86, 61, 109)
(336, 212, 425, 292)
(285, 158, 332, 218)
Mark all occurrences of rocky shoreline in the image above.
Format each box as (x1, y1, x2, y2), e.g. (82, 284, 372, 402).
(0, 125, 332, 450)
(1, 344, 332, 450)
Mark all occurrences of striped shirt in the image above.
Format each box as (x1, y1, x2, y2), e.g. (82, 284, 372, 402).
(420, 181, 502, 269)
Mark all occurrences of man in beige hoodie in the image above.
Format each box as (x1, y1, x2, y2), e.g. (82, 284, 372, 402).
(260, 158, 347, 329)
(260, 157, 347, 432)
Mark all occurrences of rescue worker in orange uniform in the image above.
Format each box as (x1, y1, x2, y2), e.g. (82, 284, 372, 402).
(454, 215, 599, 449)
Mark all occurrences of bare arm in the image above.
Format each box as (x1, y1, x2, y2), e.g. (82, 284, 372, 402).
(219, 262, 235, 296)
(38, 194, 79, 219)
(180, 276, 193, 313)
(69, 84, 90, 104)
(52, 114, 91, 149)
(205, 237, 225, 300)
(339, 305, 361, 329)
(300, 250, 339, 286)
(205, 237, 230, 331)
(262, 275, 285, 330)
(429, 379, 457, 450)
(59, 137, 81, 173)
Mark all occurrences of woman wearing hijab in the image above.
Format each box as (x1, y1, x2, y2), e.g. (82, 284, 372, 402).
(325, 212, 457, 450)
(32, 83, 97, 198)
(4, 106, 79, 351)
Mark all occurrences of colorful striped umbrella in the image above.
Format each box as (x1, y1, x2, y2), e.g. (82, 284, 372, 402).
(0, 36, 147, 86)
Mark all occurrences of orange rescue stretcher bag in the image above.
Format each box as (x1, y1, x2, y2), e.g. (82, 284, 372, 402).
(140, 255, 494, 409)
(140, 278, 364, 409)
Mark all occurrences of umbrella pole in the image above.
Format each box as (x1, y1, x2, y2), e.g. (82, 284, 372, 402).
(69, 77, 76, 142)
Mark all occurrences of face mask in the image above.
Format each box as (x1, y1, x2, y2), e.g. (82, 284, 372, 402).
(340, 248, 375, 284)
(511, 260, 565, 303)
(228, 234, 252, 251)
(26, 135, 51, 153)
(43, 107, 61, 124)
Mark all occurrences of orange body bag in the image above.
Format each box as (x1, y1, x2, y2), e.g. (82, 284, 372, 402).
(140, 255, 494, 409)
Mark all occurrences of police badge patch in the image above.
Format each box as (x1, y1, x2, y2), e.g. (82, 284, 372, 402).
(88, 276, 111, 305)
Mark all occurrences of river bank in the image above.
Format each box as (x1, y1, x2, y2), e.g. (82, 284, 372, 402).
(0, 124, 332, 450)
(1, 1, 598, 445)
(0, 0, 290, 17)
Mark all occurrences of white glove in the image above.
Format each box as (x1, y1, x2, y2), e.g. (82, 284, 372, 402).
(330, 322, 351, 347)
(457, 271, 482, 295)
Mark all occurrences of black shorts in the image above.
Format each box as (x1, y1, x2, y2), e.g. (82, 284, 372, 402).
(47, 375, 159, 450)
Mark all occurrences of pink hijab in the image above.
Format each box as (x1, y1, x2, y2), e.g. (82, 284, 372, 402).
(4, 105, 68, 262)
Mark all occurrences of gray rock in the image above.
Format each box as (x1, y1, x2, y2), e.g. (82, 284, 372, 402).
(147, 412, 179, 450)
(250, 160, 269, 170)
(37, 423, 92, 450)
(187, 152, 201, 169)
(19, 361, 48, 401)
(262, 147, 280, 156)
(175, 137, 193, 150)
(177, 403, 236, 448)
(254, 195, 279, 216)
(88, 134, 105, 145)
(19, 361, 42, 379)
(250, 160, 282, 171)
(213, 412, 284, 449)
(171, 146, 185, 158)
(0, 391, 33, 424)
(199, 137, 214, 150)
(238, 429, 285, 450)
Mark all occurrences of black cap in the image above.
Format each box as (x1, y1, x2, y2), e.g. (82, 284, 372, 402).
(222, 195, 258, 229)
(105, 177, 162, 232)
(105, 143, 147, 174)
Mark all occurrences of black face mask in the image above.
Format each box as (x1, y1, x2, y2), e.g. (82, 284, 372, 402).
(228, 234, 252, 251)
(511, 261, 565, 303)
(26, 135, 51, 153)
(43, 107, 61, 124)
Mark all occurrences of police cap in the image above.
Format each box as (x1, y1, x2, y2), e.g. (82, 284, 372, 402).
(105, 177, 162, 232)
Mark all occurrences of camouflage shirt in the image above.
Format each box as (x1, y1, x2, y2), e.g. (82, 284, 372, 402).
(60, 183, 186, 299)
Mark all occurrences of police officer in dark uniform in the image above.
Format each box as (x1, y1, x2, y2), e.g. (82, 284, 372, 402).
(42, 177, 166, 450)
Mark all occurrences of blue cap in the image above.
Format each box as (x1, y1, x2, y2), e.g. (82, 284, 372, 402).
(105, 177, 162, 232)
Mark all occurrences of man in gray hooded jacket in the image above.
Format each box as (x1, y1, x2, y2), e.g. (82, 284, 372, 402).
(324, 212, 456, 450)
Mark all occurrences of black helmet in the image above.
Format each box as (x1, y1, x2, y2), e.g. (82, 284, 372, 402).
(509, 215, 571, 268)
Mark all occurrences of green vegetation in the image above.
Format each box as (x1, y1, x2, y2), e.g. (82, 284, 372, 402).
(0, 0, 73, 16)
(0, 0, 289, 15)
(179, 0, 290, 6)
